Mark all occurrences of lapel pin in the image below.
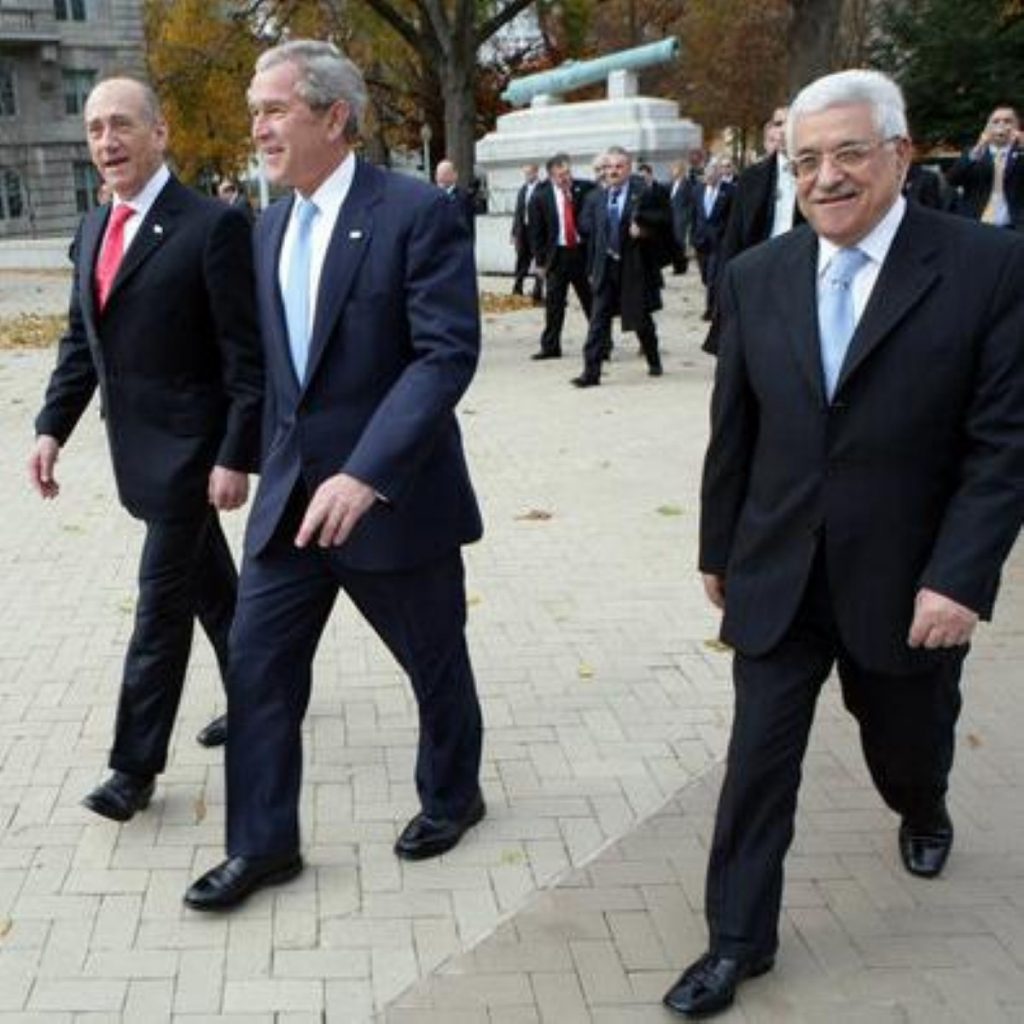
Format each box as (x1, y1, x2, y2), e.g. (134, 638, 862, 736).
(348, 229, 364, 240)
(153, 224, 164, 235)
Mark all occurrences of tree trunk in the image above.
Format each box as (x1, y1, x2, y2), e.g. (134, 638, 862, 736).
(441, 23, 477, 186)
(787, 0, 844, 95)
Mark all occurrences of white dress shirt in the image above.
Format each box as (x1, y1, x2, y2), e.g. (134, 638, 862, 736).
(816, 195, 906, 327)
(278, 152, 356, 333)
(108, 163, 171, 252)
(771, 152, 797, 237)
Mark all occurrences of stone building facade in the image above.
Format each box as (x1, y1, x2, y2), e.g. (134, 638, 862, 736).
(0, 0, 144, 240)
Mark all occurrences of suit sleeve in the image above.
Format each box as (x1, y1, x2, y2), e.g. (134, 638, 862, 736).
(699, 262, 758, 574)
(342, 189, 480, 502)
(918, 240, 1024, 617)
(34, 222, 98, 444)
(527, 188, 548, 265)
(202, 207, 264, 473)
(944, 150, 978, 189)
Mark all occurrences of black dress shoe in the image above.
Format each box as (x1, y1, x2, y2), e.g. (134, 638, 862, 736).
(195, 714, 227, 748)
(663, 951, 775, 1017)
(394, 791, 485, 861)
(82, 771, 155, 822)
(184, 853, 304, 911)
(648, 363, 663, 377)
(571, 375, 600, 388)
(531, 350, 561, 360)
(899, 805, 953, 878)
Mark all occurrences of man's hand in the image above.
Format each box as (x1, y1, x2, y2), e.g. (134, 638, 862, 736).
(28, 435, 61, 499)
(908, 588, 979, 649)
(296, 472, 376, 549)
(208, 466, 249, 511)
(702, 573, 726, 610)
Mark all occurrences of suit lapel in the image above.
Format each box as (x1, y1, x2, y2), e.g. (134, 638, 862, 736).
(260, 197, 297, 393)
(107, 177, 179, 303)
(780, 228, 824, 401)
(835, 206, 940, 395)
(78, 206, 107, 330)
(301, 159, 381, 391)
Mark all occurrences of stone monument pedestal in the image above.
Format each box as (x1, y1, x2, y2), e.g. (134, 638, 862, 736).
(475, 77, 701, 274)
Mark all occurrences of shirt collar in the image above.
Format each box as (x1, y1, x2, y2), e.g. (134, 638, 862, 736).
(293, 151, 355, 228)
(112, 163, 170, 219)
(817, 194, 906, 278)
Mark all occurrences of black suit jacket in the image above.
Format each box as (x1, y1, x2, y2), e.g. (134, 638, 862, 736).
(903, 164, 945, 210)
(512, 180, 538, 250)
(701, 204, 1024, 673)
(669, 175, 696, 248)
(690, 180, 735, 252)
(581, 175, 671, 328)
(946, 144, 1023, 229)
(36, 175, 263, 520)
(527, 178, 595, 268)
(249, 159, 482, 569)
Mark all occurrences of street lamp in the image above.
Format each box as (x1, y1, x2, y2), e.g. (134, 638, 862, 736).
(420, 123, 432, 181)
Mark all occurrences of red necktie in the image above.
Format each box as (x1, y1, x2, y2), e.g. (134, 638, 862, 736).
(95, 204, 135, 311)
(561, 186, 578, 248)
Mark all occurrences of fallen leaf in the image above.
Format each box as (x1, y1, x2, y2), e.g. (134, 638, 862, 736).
(703, 639, 732, 653)
(0, 919, 11, 939)
(514, 509, 553, 521)
(657, 505, 683, 516)
(467, 594, 482, 607)
(500, 849, 525, 865)
(578, 662, 595, 679)
(61, 523, 85, 533)
(0, 314, 64, 349)
(966, 733, 982, 749)
(117, 599, 136, 614)
(194, 796, 207, 823)
(479, 292, 538, 314)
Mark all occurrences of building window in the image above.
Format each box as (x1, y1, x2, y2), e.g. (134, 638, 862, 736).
(63, 69, 95, 115)
(74, 161, 102, 213)
(54, 0, 87, 21)
(0, 65, 16, 118)
(0, 167, 24, 220)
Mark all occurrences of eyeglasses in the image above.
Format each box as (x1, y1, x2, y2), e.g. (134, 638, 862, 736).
(787, 136, 902, 180)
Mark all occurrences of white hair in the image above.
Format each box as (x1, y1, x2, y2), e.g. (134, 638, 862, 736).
(786, 69, 908, 153)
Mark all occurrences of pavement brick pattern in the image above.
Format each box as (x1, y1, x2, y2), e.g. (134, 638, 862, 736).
(0, 267, 1020, 1022)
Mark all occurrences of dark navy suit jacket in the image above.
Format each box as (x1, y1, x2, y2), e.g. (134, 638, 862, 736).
(249, 159, 483, 570)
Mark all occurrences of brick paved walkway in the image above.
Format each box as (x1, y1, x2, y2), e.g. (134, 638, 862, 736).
(1, 267, 1021, 1022)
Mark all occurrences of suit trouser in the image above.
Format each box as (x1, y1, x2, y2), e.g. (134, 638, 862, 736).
(538, 247, 592, 355)
(109, 509, 237, 776)
(581, 261, 660, 380)
(513, 243, 543, 299)
(225, 495, 483, 858)
(705, 549, 964, 961)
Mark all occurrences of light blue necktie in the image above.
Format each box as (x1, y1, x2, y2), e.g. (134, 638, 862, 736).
(607, 187, 623, 257)
(284, 198, 318, 382)
(818, 246, 869, 400)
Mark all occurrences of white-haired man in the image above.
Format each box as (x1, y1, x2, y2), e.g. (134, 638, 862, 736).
(664, 69, 1024, 1017)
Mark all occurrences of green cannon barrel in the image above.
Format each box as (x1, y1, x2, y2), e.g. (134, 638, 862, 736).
(501, 37, 680, 107)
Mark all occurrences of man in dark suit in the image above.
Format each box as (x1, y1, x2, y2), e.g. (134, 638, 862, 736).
(572, 146, 672, 387)
(28, 78, 263, 822)
(664, 70, 1024, 1018)
(690, 158, 735, 321)
(667, 158, 696, 274)
(184, 40, 485, 910)
(704, 108, 804, 352)
(217, 177, 256, 223)
(527, 153, 594, 360)
(946, 106, 1022, 230)
(510, 162, 543, 302)
(435, 158, 476, 239)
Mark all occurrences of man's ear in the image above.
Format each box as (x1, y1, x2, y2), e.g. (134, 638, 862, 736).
(326, 100, 350, 143)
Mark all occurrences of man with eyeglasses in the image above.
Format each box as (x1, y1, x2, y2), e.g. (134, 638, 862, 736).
(947, 106, 1022, 230)
(704, 106, 805, 353)
(664, 69, 1024, 1018)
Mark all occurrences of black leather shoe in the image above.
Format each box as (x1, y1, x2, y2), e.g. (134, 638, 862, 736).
(899, 805, 953, 878)
(394, 792, 485, 861)
(571, 375, 600, 388)
(648, 363, 663, 377)
(82, 771, 155, 822)
(195, 714, 227, 748)
(663, 951, 774, 1017)
(184, 853, 304, 911)
(531, 350, 561, 360)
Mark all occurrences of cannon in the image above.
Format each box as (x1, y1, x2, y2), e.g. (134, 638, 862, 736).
(501, 37, 679, 108)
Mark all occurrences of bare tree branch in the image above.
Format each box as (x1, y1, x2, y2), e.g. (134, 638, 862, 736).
(360, 0, 423, 52)
(476, 0, 536, 47)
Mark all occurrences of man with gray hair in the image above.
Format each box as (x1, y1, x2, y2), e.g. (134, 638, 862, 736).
(184, 40, 486, 910)
(664, 69, 1024, 1017)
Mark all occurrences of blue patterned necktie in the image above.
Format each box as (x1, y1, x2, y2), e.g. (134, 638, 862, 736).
(607, 187, 623, 257)
(818, 246, 869, 400)
(284, 197, 318, 382)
